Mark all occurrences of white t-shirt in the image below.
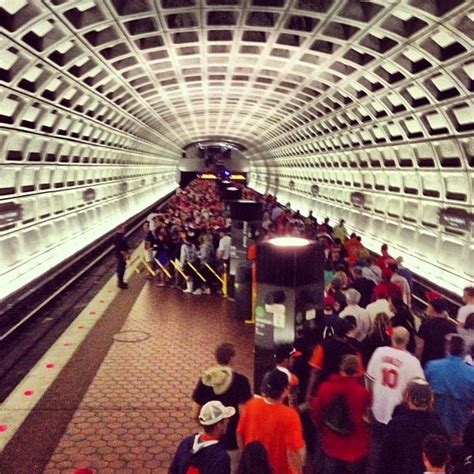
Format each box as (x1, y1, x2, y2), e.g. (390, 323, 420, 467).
(366, 299, 394, 323)
(457, 304, 474, 325)
(217, 235, 231, 260)
(339, 304, 371, 341)
(391, 274, 412, 306)
(147, 212, 159, 232)
(366, 346, 424, 424)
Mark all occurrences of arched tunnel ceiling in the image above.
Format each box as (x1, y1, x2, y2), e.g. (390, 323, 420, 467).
(1, 0, 472, 152)
(0, 0, 473, 299)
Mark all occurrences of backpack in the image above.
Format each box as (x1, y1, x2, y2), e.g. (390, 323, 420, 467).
(322, 323, 335, 340)
(324, 394, 354, 436)
(322, 314, 338, 340)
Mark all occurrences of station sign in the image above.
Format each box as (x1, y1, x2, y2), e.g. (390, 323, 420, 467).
(83, 188, 96, 202)
(351, 192, 365, 206)
(0, 202, 22, 226)
(438, 207, 472, 231)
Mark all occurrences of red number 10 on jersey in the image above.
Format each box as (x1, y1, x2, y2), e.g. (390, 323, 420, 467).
(382, 368, 399, 389)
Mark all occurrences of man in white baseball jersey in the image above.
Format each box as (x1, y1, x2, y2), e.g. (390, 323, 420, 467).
(366, 326, 425, 426)
(366, 326, 425, 471)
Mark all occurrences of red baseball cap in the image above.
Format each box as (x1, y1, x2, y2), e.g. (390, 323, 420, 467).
(324, 295, 336, 307)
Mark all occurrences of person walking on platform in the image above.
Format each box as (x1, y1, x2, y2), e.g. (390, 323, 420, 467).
(425, 334, 474, 444)
(389, 293, 417, 354)
(197, 232, 215, 295)
(180, 231, 198, 293)
(169, 400, 234, 474)
(169, 229, 182, 288)
(350, 266, 375, 309)
(417, 297, 458, 367)
(422, 434, 451, 474)
(310, 355, 371, 474)
(237, 369, 305, 474)
(366, 326, 424, 427)
(457, 286, 474, 327)
(332, 218, 348, 243)
(154, 227, 172, 287)
(377, 379, 447, 474)
(192, 343, 252, 471)
(339, 288, 371, 342)
(305, 318, 363, 402)
(274, 344, 302, 409)
(142, 221, 156, 281)
(113, 224, 130, 289)
(237, 441, 272, 474)
(217, 228, 232, 271)
(365, 326, 425, 469)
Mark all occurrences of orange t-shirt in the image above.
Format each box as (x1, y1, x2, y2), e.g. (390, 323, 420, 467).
(247, 243, 257, 260)
(309, 345, 325, 369)
(237, 396, 304, 474)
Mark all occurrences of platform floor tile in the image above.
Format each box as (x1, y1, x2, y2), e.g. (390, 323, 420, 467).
(44, 284, 254, 473)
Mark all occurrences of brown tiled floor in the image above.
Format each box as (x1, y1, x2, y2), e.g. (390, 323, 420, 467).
(43, 283, 254, 473)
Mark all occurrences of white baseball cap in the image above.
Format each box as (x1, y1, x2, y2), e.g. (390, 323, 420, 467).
(198, 401, 236, 426)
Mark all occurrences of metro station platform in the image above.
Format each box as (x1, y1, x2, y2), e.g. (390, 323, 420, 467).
(0, 256, 254, 473)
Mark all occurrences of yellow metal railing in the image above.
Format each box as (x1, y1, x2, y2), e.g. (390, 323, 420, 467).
(141, 257, 229, 298)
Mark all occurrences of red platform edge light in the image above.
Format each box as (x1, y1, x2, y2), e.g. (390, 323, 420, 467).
(23, 390, 34, 396)
(64, 342, 72, 346)
(89, 311, 96, 315)
(99, 300, 105, 303)
(46, 363, 55, 369)
(0, 425, 8, 432)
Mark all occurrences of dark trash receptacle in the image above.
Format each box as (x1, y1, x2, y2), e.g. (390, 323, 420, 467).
(234, 263, 252, 321)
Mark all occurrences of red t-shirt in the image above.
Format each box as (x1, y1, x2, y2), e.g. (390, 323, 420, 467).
(237, 397, 304, 474)
(311, 374, 371, 462)
(373, 281, 401, 301)
(344, 239, 363, 257)
(375, 254, 396, 269)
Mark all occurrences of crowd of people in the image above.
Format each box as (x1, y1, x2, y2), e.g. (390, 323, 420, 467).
(138, 179, 258, 295)
(113, 179, 473, 473)
(171, 336, 473, 474)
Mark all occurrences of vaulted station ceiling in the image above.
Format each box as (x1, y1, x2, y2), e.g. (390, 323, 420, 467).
(0, 0, 472, 298)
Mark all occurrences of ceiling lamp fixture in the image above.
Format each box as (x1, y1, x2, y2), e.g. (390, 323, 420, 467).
(269, 237, 310, 247)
